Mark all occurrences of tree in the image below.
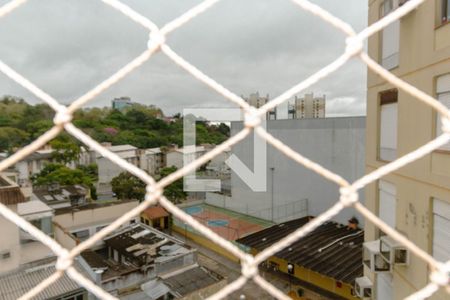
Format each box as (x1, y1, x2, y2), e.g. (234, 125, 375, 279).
(50, 139, 80, 164)
(111, 172, 146, 201)
(0, 127, 29, 152)
(31, 163, 98, 200)
(159, 166, 187, 203)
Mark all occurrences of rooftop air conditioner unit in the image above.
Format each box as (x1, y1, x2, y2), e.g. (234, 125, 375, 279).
(363, 240, 390, 273)
(380, 235, 409, 267)
(355, 276, 373, 299)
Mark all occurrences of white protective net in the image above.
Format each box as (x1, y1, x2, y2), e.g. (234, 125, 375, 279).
(0, 0, 449, 299)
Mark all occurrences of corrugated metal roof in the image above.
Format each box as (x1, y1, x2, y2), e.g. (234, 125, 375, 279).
(163, 266, 220, 296)
(0, 257, 90, 300)
(236, 216, 364, 284)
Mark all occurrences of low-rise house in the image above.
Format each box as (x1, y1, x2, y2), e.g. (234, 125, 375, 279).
(78, 223, 224, 298)
(0, 256, 90, 300)
(140, 205, 170, 231)
(139, 147, 165, 176)
(14, 150, 54, 188)
(237, 216, 363, 300)
(128, 264, 226, 300)
(32, 184, 90, 209)
(0, 174, 55, 273)
(53, 200, 139, 249)
(166, 146, 206, 170)
(97, 144, 139, 184)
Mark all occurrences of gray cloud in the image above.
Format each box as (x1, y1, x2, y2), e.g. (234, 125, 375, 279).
(0, 0, 367, 116)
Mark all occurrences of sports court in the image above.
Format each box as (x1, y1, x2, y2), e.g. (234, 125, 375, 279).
(173, 203, 274, 241)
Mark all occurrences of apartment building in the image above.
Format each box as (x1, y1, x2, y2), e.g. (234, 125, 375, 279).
(139, 147, 165, 176)
(96, 144, 139, 184)
(111, 96, 132, 110)
(363, 1, 450, 299)
(288, 93, 326, 119)
(243, 92, 277, 120)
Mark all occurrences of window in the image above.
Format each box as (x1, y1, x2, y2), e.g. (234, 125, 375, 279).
(96, 225, 107, 233)
(71, 229, 89, 242)
(0, 251, 11, 260)
(378, 180, 397, 231)
(432, 198, 450, 261)
(380, 0, 400, 69)
(379, 90, 398, 161)
(436, 74, 450, 151)
(442, 0, 450, 24)
(60, 291, 85, 300)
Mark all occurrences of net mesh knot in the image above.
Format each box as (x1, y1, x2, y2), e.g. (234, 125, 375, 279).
(345, 36, 363, 57)
(53, 107, 73, 126)
(339, 187, 358, 207)
(244, 107, 262, 128)
(241, 255, 258, 278)
(55, 249, 73, 272)
(148, 30, 166, 49)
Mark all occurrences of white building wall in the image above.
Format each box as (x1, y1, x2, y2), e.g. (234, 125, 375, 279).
(230, 117, 365, 224)
(53, 201, 139, 249)
(0, 204, 21, 273)
(166, 151, 183, 169)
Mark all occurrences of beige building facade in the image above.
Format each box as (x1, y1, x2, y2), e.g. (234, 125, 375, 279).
(290, 93, 326, 119)
(364, 1, 450, 299)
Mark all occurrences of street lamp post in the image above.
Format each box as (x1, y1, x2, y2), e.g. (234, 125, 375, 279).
(270, 167, 275, 222)
(287, 263, 294, 293)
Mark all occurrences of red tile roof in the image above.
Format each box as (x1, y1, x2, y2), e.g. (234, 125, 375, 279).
(142, 205, 169, 219)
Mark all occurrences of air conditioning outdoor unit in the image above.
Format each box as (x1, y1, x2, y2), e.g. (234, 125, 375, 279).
(380, 235, 409, 267)
(363, 240, 390, 273)
(354, 276, 373, 299)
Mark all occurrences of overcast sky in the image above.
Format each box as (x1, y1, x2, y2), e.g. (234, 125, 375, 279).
(0, 0, 367, 117)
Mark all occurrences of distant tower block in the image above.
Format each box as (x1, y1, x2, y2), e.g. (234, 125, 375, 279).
(288, 93, 326, 119)
(243, 92, 277, 120)
(112, 97, 132, 110)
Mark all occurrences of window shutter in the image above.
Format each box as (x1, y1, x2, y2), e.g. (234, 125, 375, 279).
(379, 181, 397, 229)
(436, 74, 450, 150)
(432, 198, 450, 261)
(380, 102, 398, 161)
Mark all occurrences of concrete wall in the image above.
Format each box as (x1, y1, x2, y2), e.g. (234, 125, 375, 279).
(53, 201, 139, 249)
(0, 204, 21, 273)
(230, 117, 365, 224)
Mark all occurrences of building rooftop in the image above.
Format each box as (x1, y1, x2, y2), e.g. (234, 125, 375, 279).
(81, 224, 193, 281)
(0, 257, 89, 300)
(145, 147, 162, 154)
(142, 205, 169, 219)
(0, 174, 26, 205)
(54, 199, 136, 215)
(171, 146, 205, 154)
(22, 151, 53, 162)
(105, 144, 137, 152)
(33, 185, 88, 208)
(96, 144, 137, 159)
(17, 200, 53, 220)
(128, 264, 224, 300)
(161, 264, 222, 297)
(236, 216, 364, 284)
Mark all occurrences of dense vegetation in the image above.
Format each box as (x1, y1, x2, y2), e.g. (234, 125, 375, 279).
(111, 167, 186, 203)
(0, 96, 230, 153)
(31, 163, 99, 199)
